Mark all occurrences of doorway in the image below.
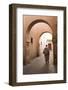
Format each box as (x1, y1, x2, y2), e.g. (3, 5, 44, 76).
(39, 33, 53, 64)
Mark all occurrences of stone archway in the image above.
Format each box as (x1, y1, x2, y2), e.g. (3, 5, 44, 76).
(39, 32, 54, 64)
(39, 32, 53, 55)
(38, 32, 53, 56)
(26, 19, 52, 33)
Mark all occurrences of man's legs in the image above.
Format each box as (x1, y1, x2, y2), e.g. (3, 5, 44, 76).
(46, 55, 49, 64)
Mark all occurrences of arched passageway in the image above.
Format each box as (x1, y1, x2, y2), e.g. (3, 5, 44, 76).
(25, 22, 52, 64)
(23, 17, 57, 74)
(39, 33, 53, 64)
(39, 33, 52, 55)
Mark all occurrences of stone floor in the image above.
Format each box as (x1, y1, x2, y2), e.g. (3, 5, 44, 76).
(23, 51, 57, 75)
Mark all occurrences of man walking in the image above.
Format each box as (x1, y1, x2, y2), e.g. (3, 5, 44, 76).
(43, 45, 50, 64)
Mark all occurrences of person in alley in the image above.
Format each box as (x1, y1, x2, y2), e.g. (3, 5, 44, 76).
(43, 45, 50, 64)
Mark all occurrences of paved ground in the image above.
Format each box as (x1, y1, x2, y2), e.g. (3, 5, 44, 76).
(23, 51, 57, 75)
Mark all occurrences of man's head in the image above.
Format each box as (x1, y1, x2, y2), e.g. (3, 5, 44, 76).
(46, 45, 47, 47)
